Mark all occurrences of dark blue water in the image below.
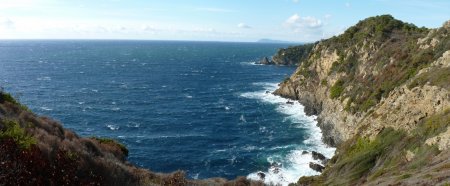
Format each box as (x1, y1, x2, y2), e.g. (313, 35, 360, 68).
(0, 40, 333, 184)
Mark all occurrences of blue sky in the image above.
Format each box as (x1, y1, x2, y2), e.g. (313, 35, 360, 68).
(0, 0, 449, 42)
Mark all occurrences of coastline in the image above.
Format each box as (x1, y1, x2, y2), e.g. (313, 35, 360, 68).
(242, 82, 335, 185)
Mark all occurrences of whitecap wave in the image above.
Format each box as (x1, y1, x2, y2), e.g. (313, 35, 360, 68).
(241, 82, 335, 186)
(106, 124, 120, 131)
(240, 61, 263, 66)
(111, 107, 121, 111)
(126, 122, 141, 128)
(37, 76, 51, 81)
(40, 106, 53, 111)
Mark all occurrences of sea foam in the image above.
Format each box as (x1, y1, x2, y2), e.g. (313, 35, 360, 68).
(241, 82, 335, 186)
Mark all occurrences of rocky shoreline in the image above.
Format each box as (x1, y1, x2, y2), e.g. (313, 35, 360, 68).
(256, 43, 314, 66)
(271, 15, 450, 185)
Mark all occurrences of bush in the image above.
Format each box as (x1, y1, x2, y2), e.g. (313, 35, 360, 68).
(321, 128, 406, 185)
(330, 79, 345, 99)
(0, 120, 36, 149)
(0, 91, 29, 110)
(0, 92, 19, 105)
(91, 137, 129, 156)
(408, 67, 450, 90)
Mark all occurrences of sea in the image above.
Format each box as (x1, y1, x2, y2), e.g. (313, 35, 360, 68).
(0, 40, 334, 185)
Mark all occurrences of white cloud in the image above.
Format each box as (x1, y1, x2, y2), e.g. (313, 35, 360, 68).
(292, 0, 299, 3)
(324, 14, 332, 19)
(237, 23, 251, 29)
(285, 14, 322, 31)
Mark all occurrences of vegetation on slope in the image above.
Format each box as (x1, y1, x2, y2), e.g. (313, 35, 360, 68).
(281, 15, 450, 185)
(295, 109, 450, 185)
(296, 15, 449, 113)
(272, 43, 314, 66)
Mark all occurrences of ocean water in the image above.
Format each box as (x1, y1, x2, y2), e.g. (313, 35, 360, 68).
(0, 40, 334, 185)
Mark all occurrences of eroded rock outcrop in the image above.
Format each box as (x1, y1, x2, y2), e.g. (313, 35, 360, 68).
(259, 43, 314, 66)
(274, 15, 450, 185)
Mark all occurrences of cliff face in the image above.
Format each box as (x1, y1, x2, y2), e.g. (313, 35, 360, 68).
(274, 15, 450, 185)
(260, 43, 314, 66)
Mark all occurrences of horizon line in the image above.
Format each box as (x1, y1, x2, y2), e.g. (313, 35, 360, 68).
(0, 38, 309, 44)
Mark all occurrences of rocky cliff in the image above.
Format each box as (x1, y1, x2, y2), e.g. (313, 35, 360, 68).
(274, 15, 450, 185)
(259, 43, 314, 66)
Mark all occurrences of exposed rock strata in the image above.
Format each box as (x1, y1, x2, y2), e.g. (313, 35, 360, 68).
(274, 15, 450, 185)
(275, 17, 450, 146)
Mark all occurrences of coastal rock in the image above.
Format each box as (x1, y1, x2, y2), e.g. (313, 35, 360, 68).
(275, 15, 450, 185)
(405, 150, 415, 162)
(425, 126, 450, 151)
(271, 44, 314, 66)
(257, 172, 266, 180)
(312, 151, 328, 164)
(275, 16, 450, 146)
(259, 57, 274, 65)
(309, 162, 325, 172)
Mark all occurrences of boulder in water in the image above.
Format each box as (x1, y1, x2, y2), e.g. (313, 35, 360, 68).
(257, 172, 265, 180)
(309, 162, 325, 172)
(259, 57, 274, 65)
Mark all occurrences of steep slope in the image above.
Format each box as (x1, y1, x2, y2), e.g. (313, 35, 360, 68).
(0, 92, 263, 186)
(271, 44, 314, 66)
(274, 15, 450, 185)
(259, 44, 314, 66)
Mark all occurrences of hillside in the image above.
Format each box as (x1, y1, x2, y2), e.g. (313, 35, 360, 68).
(259, 43, 314, 66)
(0, 92, 263, 186)
(274, 15, 450, 185)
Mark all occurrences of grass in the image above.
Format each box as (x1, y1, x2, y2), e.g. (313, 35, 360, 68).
(296, 109, 450, 185)
(318, 128, 406, 185)
(414, 108, 450, 139)
(294, 15, 446, 113)
(0, 120, 36, 149)
(330, 79, 345, 99)
(408, 67, 450, 90)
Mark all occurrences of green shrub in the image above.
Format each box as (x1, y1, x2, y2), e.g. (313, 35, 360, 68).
(303, 15, 436, 113)
(0, 120, 36, 149)
(415, 108, 450, 139)
(91, 137, 129, 156)
(273, 43, 314, 66)
(0, 91, 29, 110)
(330, 79, 345, 99)
(332, 129, 405, 183)
(0, 92, 19, 105)
(408, 67, 450, 90)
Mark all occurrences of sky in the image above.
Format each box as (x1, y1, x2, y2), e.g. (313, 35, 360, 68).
(0, 0, 449, 42)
